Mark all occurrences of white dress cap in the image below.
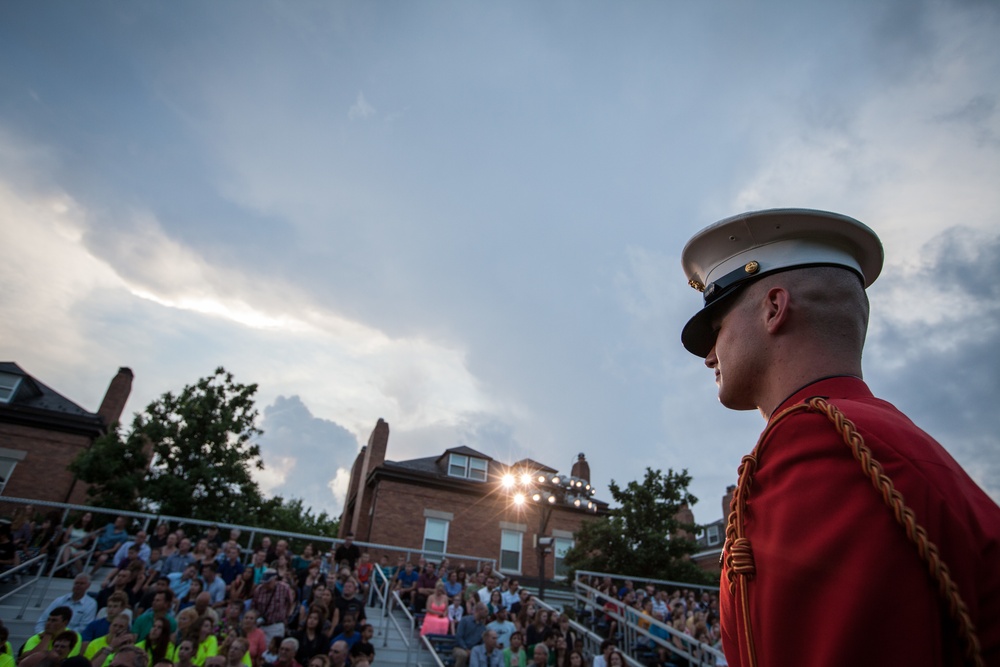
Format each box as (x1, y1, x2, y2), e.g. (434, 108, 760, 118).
(680, 208, 884, 357)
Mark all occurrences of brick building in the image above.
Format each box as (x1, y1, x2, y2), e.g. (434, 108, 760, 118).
(0, 363, 133, 505)
(339, 419, 608, 582)
(690, 484, 735, 574)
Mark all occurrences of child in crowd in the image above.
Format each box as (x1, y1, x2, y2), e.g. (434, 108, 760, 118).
(448, 594, 465, 634)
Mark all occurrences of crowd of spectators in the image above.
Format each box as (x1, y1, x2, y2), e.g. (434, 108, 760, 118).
(575, 576, 722, 667)
(380, 556, 584, 667)
(1, 515, 384, 667)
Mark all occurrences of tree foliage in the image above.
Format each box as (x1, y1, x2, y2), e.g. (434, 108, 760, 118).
(562, 467, 715, 585)
(257, 496, 340, 537)
(72, 367, 336, 532)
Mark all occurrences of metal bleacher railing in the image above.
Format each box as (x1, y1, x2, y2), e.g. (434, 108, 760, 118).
(0, 495, 498, 656)
(568, 570, 724, 667)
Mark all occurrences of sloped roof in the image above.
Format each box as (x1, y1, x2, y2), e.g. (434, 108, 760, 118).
(0, 362, 104, 434)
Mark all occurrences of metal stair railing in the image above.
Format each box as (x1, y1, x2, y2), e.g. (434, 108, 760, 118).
(569, 578, 725, 667)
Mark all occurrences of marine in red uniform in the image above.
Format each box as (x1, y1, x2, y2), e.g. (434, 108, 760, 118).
(678, 209, 1000, 667)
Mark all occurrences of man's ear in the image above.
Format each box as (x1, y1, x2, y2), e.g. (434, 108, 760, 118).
(763, 286, 790, 334)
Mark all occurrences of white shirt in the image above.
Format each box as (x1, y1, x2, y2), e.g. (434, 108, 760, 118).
(35, 593, 97, 633)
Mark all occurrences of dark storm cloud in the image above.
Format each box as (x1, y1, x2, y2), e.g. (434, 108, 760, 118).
(866, 226, 1000, 497)
(258, 395, 360, 514)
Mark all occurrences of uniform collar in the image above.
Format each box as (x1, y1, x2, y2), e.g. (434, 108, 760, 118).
(770, 375, 872, 420)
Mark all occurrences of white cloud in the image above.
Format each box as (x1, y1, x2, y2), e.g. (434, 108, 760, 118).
(348, 92, 375, 120)
(328, 468, 352, 509)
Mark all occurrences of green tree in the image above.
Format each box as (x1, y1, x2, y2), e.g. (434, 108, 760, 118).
(258, 496, 341, 538)
(72, 367, 267, 524)
(69, 423, 149, 514)
(562, 467, 715, 585)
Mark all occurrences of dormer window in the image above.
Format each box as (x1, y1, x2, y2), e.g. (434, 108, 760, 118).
(0, 372, 21, 404)
(448, 453, 488, 481)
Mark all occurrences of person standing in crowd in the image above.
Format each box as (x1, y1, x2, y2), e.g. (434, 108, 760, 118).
(678, 208, 1000, 666)
(332, 535, 360, 571)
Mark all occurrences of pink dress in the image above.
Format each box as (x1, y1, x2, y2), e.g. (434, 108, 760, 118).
(421, 599, 451, 635)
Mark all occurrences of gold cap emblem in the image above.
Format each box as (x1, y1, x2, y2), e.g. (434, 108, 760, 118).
(744, 261, 760, 275)
(688, 279, 705, 292)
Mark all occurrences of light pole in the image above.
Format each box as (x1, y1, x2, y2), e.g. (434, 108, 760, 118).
(500, 467, 597, 600)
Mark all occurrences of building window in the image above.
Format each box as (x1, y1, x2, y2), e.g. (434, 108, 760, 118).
(0, 458, 18, 495)
(707, 524, 720, 546)
(423, 517, 449, 554)
(447, 453, 488, 482)
(554, 537, 574, 579)
(500, 530, 522, 573)
(0, 372, 20, 404)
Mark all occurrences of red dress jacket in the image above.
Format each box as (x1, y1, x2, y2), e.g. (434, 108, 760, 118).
(720, 376, 1000, 666)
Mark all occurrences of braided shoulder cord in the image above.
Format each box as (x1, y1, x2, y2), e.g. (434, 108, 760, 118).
(722, 398, 983, 667)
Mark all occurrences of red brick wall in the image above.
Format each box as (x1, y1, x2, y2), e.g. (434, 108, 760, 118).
(366, 478, 598, 578)
(0, 423, 93, 504)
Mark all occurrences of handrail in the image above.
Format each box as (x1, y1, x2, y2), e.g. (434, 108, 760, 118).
(31, 533, 100, 610)
(420, 634, 448, 667)
(533, 595, 643, 667)
(571, 579, 724, 667)
(573, 568, 718, 596)
(0, 497, 498, 571)
(0, 553, 49, 618)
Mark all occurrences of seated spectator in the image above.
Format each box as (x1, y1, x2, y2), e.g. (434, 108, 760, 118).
(292, 608, 329, 665)
(179, 577, 206, 611)
(326, 641, 348, 667)
(113, 531, 152, 569)
(329, 614, 360, 653)
(137, 576, 173, 616)
(261, 637, 280, 667)
(201, 563, 228, 606)
(252, 569, 296, 642)
(453, 603, 488, 667)
(17, 629, 79, 667)
(443, 569, 463, 599)
(420, 581, 450, 636)
(0, 525, 21, 578)
(530, 645, 549, 667)
(0, 622, 15, 667)
(132, 589, 178, 642)
(10, 504, 35, 552)
(90, 516, 128, 574)
(187, 615, 219, 667)
(240, 609, 267, 667)
(448, 594, 465, 634)
(217, 545, 245, 586)
(393, 561, 419, 610)
(348, 642, 372, 667)
(137, 616, 175, 666)
(470, 629, 502, 667)
(331, 580, 366, 631)
(415, 562, 439, 611)
(217, 600, 244, 643)
(162, 538, 196, 576)
(25, 511, 66, 566)
(22, 606, 82, 660)
(265, 638, 300, 667)
(353, 624, 375, 664)
(304, 655, 329, 667)
(169, 563, 202, 601)
(222, 636, 250, 667)
(487, 607, 516, 649)
(229, 567, 256, 605)
(354, 552, 373, 597)
(291, 545, 315, 576)
(501, 579, 521, 610)
(82, 591, 131, 643)
(175, 639, 197, 667)
(502, 631, 527, 667)
(35, 574, 97, 635)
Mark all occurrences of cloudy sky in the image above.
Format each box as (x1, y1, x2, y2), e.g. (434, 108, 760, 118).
(2, 1, 998, 525)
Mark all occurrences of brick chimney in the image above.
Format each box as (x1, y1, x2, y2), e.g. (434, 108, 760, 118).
(723, 484, 736, 519)
(97, 367, 133, 428)
(570, 452, 590, 483)
(344, 419, 390, 540)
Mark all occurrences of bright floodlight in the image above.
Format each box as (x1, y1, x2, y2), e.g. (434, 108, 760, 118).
(547, 494, 556, 503)
(532, 493, 542, 502)
(513, 493, 525, 506)
(502, 474, 515, 488)
(537, 474, 546, 483)
(551, 476, 560, 485)
(520, 473, 532, 486)
(573, 498, 581, 507)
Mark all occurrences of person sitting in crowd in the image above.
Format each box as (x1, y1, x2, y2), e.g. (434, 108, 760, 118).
(35, 574, 97, 635)
(503, 631, 527, 667)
